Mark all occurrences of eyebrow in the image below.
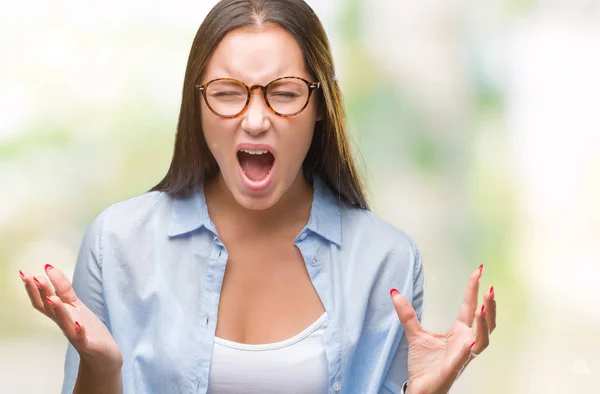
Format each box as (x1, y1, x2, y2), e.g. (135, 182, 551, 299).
(202, 74, 315, 86)
(206, 63, 309, 85)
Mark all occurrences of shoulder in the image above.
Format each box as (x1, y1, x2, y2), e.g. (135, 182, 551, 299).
(341, 206, 419, 260)
(87, 190, 174, 242)
(337, 205, 423, 294)
(104, 190, 169, 219)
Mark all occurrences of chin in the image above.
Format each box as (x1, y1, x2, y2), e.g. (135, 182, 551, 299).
(218, 146, 281, 210)
(229, 172, 287, 211)
(216, 146, 305, 211)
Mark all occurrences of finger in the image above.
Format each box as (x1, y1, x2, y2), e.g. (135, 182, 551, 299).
(485, 286, 497, 333)
(44, 264, 78, 305)
(22, 273, 47, 314)
(471, 304, 490, 355)
(33, 276, 57, 319)
(448, 339, 476, 381)
(457, 265, 483, 327)
(71, 320, 88, 350)
(49, 295, 79, 339)
(50, 295, 89, 351)
(390, 289, 422, 341)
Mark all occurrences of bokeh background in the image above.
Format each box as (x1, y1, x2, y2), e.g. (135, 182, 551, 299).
(2, 0, 599, 392)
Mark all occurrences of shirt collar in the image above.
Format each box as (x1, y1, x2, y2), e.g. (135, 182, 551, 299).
(167, 186, 216, 237)
(167, 174, 342, 246)
(305, 175, 342, 246)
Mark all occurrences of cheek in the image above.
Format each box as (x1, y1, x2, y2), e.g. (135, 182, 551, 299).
(201, 112, 235, 161)
(277, 118, 315, 163)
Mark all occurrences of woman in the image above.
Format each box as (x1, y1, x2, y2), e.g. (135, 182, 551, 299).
(19, 0, 496, 393)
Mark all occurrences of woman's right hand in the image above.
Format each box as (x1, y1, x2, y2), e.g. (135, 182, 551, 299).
(20, 264, 123, 373)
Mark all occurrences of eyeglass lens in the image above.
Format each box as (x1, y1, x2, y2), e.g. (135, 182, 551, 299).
(205, 78, 310, 117)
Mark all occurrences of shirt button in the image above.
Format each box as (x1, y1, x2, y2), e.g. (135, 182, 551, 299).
(298, 232, 307, 241)
(333, 382, 342, 391)
(310, 258, 319, 267)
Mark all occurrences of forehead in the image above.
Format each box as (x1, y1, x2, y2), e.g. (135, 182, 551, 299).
(203, 25, 311, 84)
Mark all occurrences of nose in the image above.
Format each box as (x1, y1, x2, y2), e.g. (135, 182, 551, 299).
(241, 89, 270, 135)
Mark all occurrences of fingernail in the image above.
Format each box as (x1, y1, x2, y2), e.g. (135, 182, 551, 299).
(19, 270, 25, 280)
(33, 277, 42, 287)
(390, 288, 399, 297)
(44, 264, 54, 273)
(478, 264, 484, 275)
(75, 321, 81, 331)
(490, 285, 495, 296)
(45, 296, 54, 306)
(481, 305, 485, 315)
(470, 341, 476, 349)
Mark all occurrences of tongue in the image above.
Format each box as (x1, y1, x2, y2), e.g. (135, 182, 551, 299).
(238, 152, 274, 181)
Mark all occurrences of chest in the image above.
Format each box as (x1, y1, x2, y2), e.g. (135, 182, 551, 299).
(104, 229, 399, 394)
(214, 233, 326, 344)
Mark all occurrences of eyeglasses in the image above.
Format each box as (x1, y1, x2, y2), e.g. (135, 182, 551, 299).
(196, 76, 321, 119)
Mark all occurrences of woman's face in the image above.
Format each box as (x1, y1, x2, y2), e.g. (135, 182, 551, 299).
(200, 25, 321, 211)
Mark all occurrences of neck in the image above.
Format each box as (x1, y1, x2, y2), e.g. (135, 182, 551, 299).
(205, 171, 313, 233)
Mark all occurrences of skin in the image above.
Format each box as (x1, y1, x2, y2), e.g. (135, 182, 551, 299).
(19, 24, 496, 394)
(201, 25, 323, 216)
(20, 266, 123, 394)
(392, 266, 496, 394)
(201, 25, 326, 344)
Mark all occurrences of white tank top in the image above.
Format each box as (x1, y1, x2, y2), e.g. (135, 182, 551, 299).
(207, 312, 329, 394)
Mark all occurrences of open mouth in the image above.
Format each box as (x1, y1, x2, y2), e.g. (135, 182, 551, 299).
(237, 149, 275, 183)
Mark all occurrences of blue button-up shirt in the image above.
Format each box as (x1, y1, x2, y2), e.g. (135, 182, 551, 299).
(62, 176, 424, 394)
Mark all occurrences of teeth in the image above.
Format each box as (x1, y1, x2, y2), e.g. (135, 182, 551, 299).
(239, 149, 268, 155)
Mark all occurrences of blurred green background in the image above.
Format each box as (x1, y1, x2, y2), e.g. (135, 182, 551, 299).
(1, 0, 599, 393)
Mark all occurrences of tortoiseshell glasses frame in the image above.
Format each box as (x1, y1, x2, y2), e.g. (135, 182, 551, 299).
(195, 76, 321, 119)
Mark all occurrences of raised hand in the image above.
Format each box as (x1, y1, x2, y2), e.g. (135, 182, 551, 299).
(391, 265, 496, 394)
(20, 265, 123, 373)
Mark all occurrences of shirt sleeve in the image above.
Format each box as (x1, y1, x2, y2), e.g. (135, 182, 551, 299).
(380, 243, 425, 393)
(61, 209, 110, 394)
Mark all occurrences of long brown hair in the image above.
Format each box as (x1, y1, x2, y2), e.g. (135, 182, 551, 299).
(151, 0, 368, 209)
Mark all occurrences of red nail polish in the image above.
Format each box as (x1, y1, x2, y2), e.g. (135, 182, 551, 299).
(44, 264, 54, 273)
(75, 321, 81, 331)
(45, 296, 54, 305)
(390, 288, 399, 297)
(470, 341, 476, 349)
(481, 305, 485, 315)
(33, 277, 42, 287)
(478, 264, 484, 274)
(19, 270, 25, 280)
(490, 285, 495, 296)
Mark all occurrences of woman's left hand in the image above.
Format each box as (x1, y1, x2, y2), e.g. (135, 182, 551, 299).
(390, 264, 496, 394)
